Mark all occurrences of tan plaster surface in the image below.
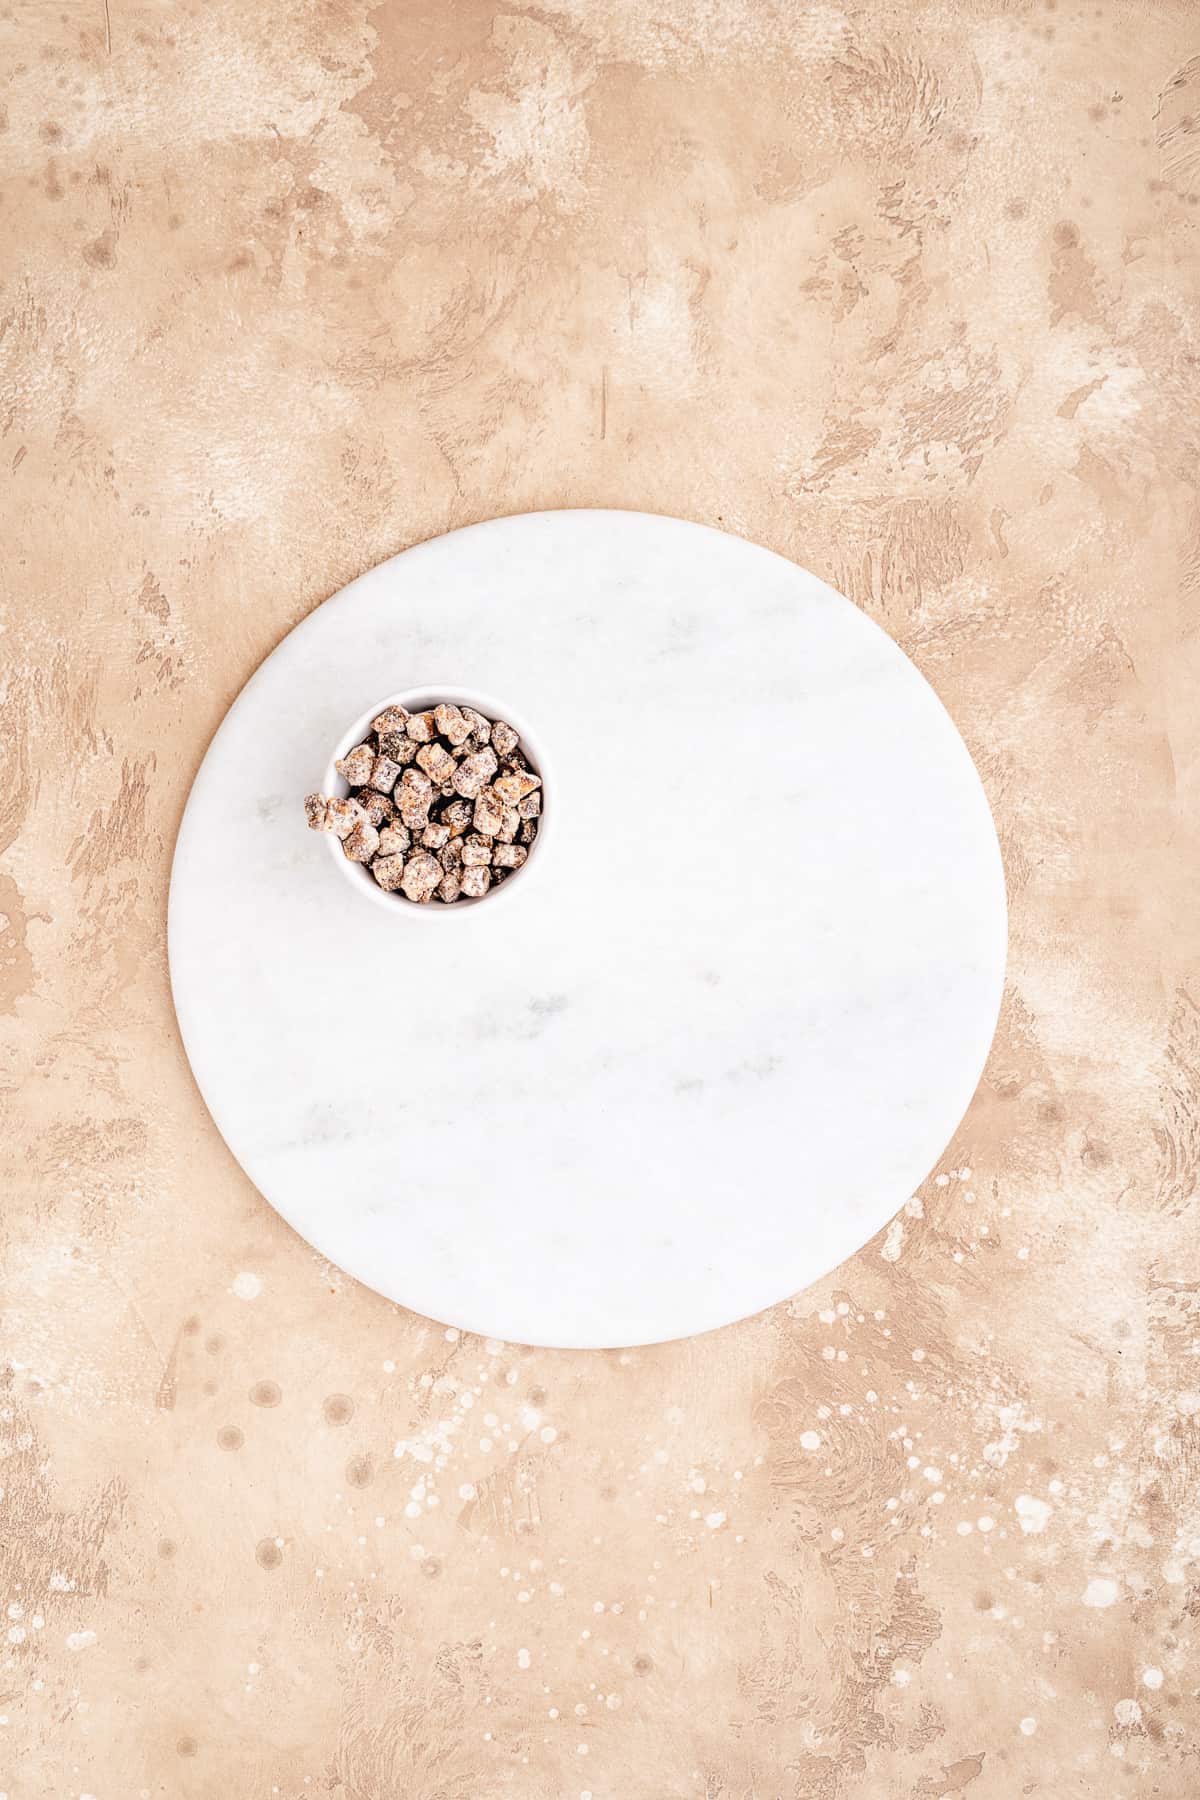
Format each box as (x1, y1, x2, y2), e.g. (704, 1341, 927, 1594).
(3, 1, 1200, 1794)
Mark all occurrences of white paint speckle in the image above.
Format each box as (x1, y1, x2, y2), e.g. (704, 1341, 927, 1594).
(1019, 1716, 1037, 1735)
(1141, 1666, 1163, 1689)
(66, 1630, 97, 1652)
(1082, 1577, 1120, 1609)
(231, 1271, 262, 1300)
(517, 1647, 531, 1669)
(977, 1516, 995, 1533)
(799, 1431, 821, 1451)
(1015, 1494, 1052, 1535)
(705, 1511, 726, 1530)
(892, 1668, 910, 1687)
(881, 1218, 905, 1261)
(1114, 1698, 1142, 1727)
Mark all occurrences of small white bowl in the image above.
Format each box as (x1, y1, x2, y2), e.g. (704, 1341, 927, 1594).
(321, 685, 550, 915)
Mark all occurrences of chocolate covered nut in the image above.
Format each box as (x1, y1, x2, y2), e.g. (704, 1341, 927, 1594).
(371, 705, 410, 733)
(356, 789, 394, 828)
(473, 786, 505, 837)
(453, 748, 498, 799)
(517, 789, 541, 819)
(336, 744, 375, 785)
(493, 842, 527, 869)
(437, 870, 462, 903)
(304, 793, 331, 830)
(462, 834, 493, 867)
(421, 822, 451, 850)
(397, 766, 433, 828)
(379, 730, 419, 764)
(401, 767, 432, 799)
(378, 822, 411, 856)
(460, 707, 491, 745)
(493, 769, 540, 805)
(369, 754, 402, 794)
(460, 864, 491, 898)
(434, 703, 472, 745)
(342, 817, 380, 863)
(416, 741, 456, 783)
(400, 850, 441, 902)
(405, 711, 437, 742)
(325, 796, 367, 839)
(490, 719, 519, 758)
(371, 853, 407, 891)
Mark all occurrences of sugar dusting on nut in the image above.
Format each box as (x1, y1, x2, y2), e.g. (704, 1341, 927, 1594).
(307, 701, 542, 904)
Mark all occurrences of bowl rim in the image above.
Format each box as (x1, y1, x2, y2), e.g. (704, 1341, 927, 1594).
(320, 683, 550, 917)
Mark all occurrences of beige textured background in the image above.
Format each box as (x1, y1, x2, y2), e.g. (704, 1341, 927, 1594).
(3, 1, 1199, 1795)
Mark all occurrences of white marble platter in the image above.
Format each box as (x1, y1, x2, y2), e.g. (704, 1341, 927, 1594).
(168, 511, 1006, 1348)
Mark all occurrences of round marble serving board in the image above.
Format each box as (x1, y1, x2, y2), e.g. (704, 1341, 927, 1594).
(168, 511, 1006, 1348)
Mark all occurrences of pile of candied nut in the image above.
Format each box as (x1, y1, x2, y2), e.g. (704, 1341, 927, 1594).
(305, 700, 542, 904)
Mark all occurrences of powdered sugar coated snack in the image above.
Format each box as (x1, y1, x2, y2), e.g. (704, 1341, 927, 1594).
(307, 701, 542, 905)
